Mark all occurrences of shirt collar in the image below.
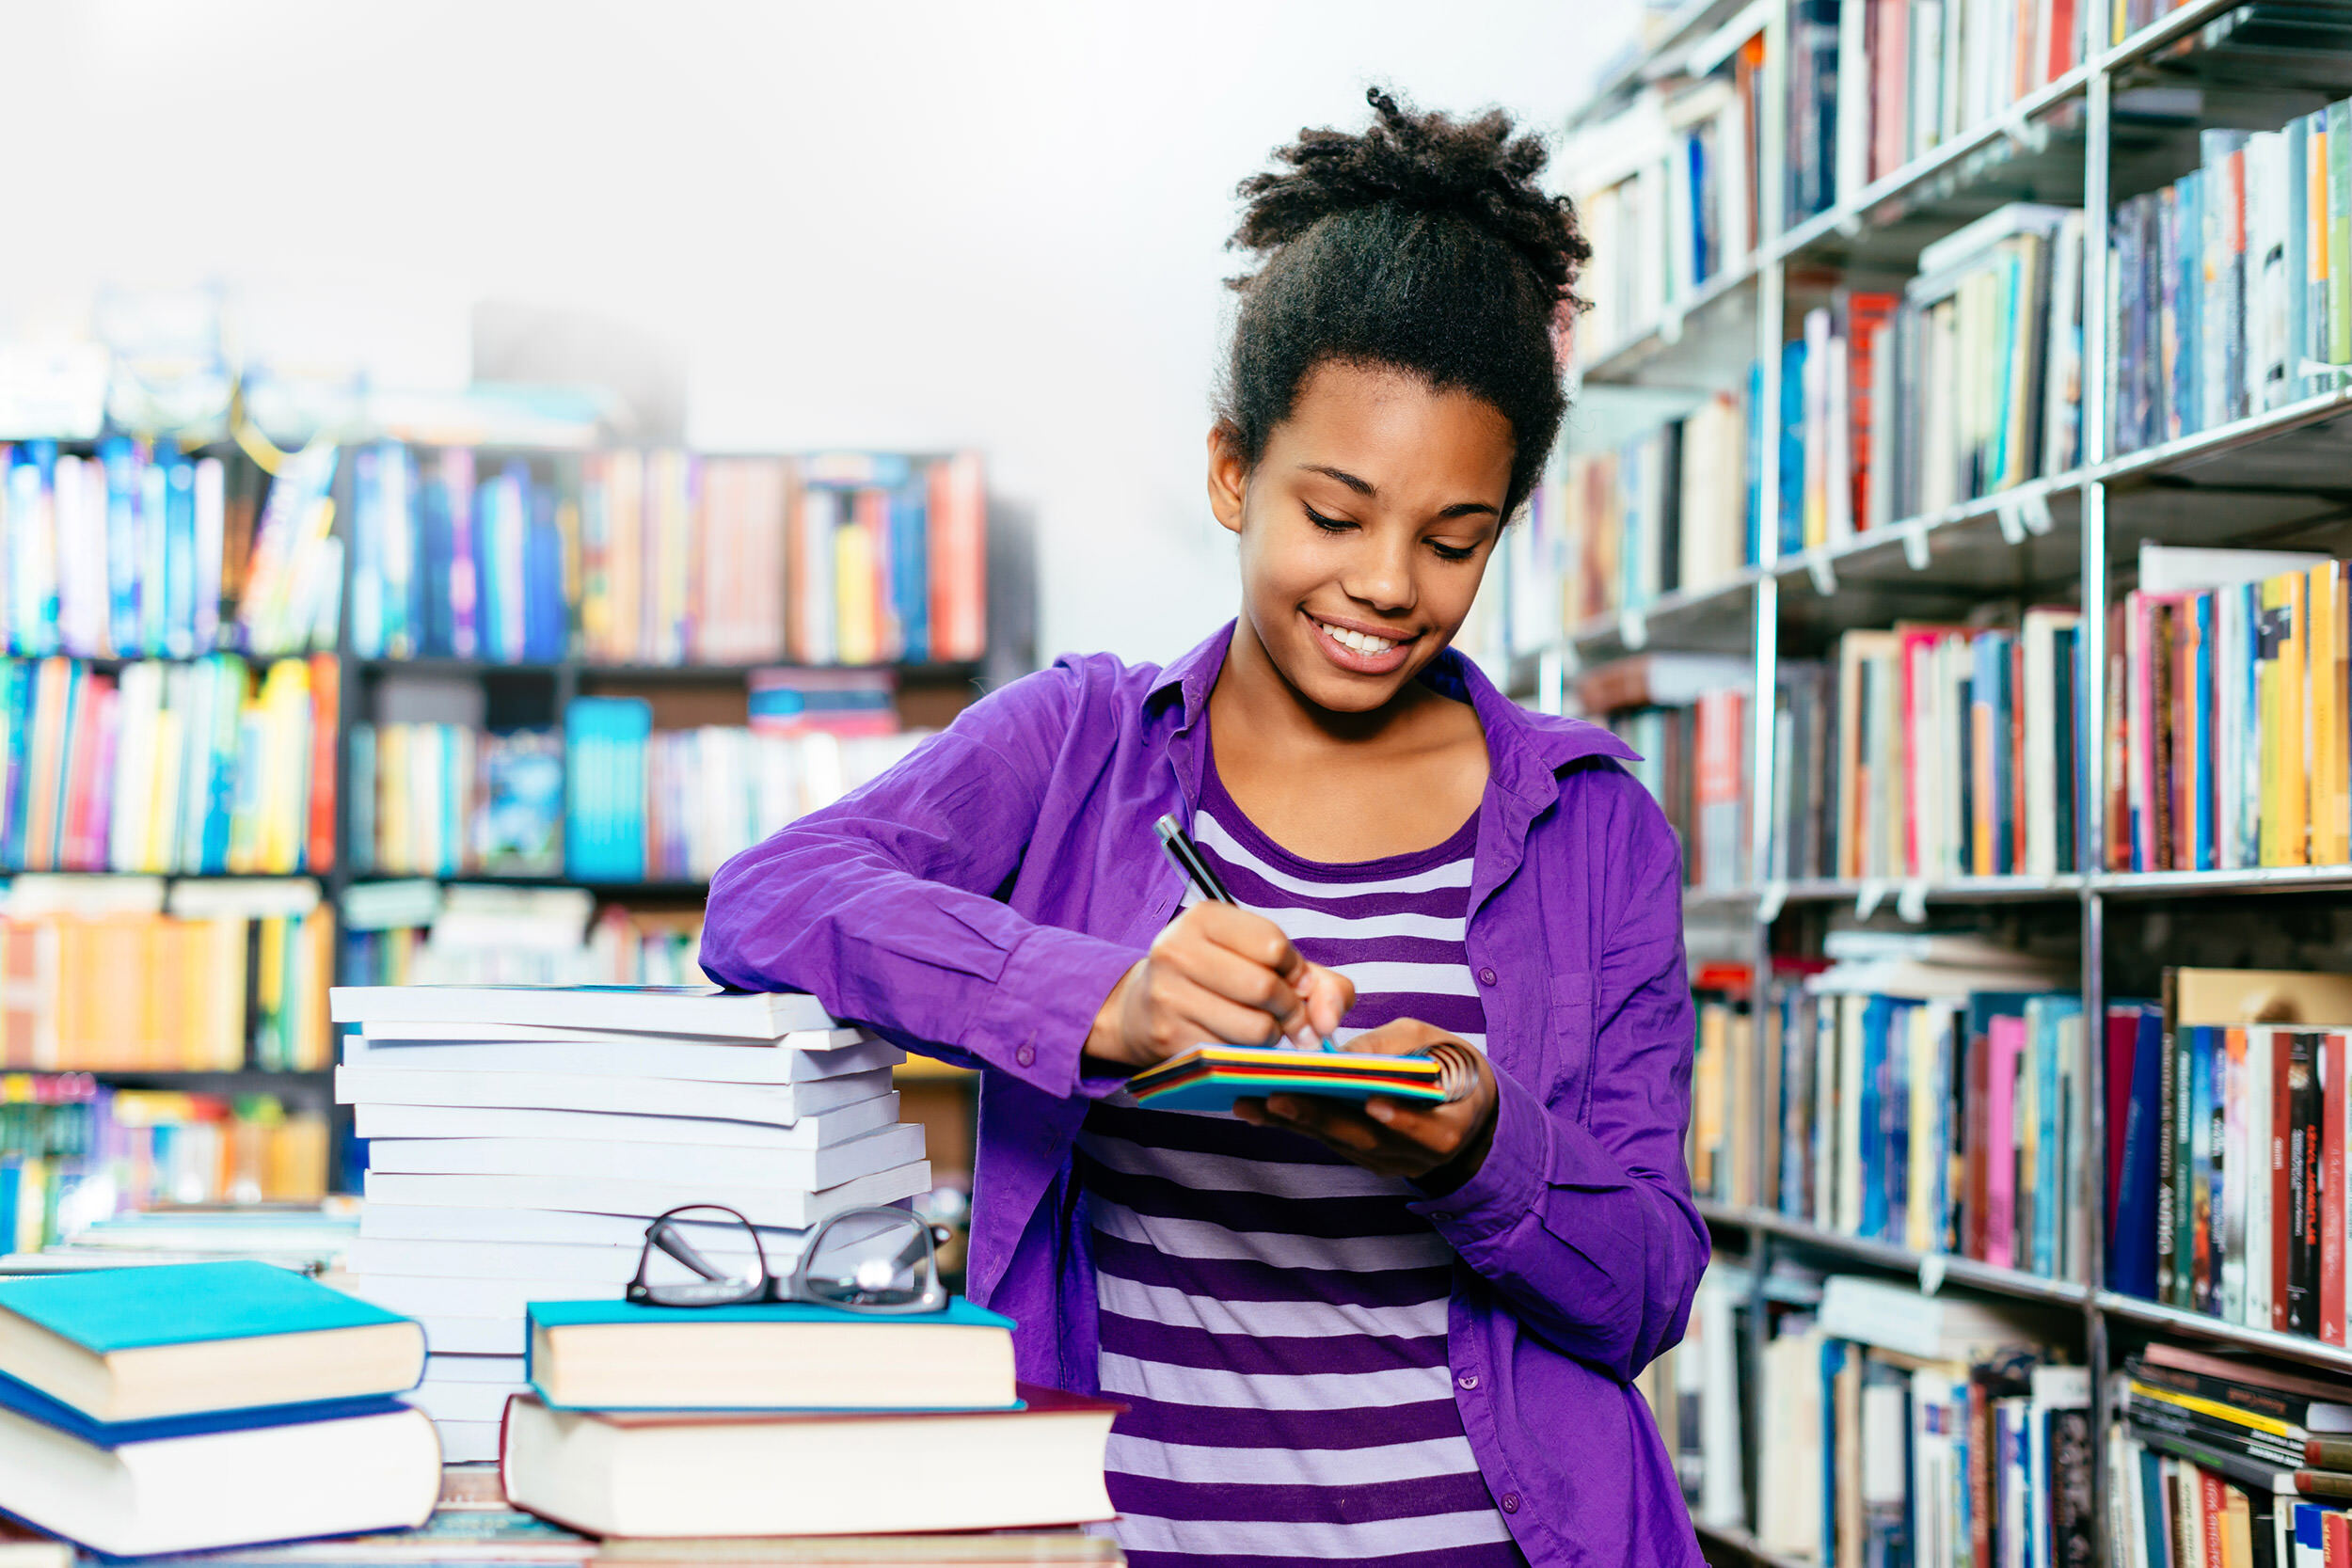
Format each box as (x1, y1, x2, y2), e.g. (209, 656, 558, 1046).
(1145, 620, 1640, 797)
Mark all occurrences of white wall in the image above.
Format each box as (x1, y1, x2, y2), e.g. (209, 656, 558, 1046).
(0, 0, 1640, 667)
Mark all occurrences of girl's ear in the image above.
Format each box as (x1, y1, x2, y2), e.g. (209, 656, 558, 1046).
(1206, 424, 1249, 537)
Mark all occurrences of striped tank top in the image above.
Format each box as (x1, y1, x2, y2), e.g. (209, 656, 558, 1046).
(1076, 762, 1522, 1566)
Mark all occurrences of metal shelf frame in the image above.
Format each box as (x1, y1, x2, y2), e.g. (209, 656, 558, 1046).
(1568, 8, 2352, 1568)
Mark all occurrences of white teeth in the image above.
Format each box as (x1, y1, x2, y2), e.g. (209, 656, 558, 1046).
(1318, 620, 1398, 656)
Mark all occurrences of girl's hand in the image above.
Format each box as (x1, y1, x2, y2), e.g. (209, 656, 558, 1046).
(1235, 1018, 1500, 1194)
(1085, 902, 1356, 1069)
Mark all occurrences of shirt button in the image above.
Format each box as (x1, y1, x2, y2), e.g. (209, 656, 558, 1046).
(1458, 1373, 1480, 1390)
(1502, 1492, 1520, 1513)
(1015, 1044, 1036, 1068)
(1477, 966, 1499, 987)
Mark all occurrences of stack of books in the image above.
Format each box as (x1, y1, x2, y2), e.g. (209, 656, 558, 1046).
(502, 1292, 1118, 1539)
(0, 1259, 437, 1555)
(2119, 1340, 2352, 1561)
(328, 983, 928, 1463)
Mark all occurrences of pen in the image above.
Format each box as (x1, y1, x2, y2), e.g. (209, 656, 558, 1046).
(1154, 813, 1337, 1053)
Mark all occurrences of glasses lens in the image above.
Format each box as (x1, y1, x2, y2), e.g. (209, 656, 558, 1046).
(801, 1209, 935, 1307)
(636, 1205, 767, 1307)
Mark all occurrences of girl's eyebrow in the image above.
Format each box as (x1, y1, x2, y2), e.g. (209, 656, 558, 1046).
(1296, 463, 1500, 519)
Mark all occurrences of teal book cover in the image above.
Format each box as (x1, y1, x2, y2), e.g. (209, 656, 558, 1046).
(525, 1295, 1018, 1413)
(0, 1260, 408, 1353)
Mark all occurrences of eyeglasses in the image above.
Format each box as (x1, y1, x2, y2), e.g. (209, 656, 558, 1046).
(627, 1204, 952, 1313)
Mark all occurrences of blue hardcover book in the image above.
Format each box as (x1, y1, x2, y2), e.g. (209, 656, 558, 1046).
(1858, 995, 1892, 1242)
(135, 453, 167, 655)
(1779, 339, 1807, 555)
(10, 446, 58, 656)
(1743, 359, 1765, 564)
(417, 466, 454, 658)
(2139, 1446, 2170, 1564)
(0, 661, 31, 866)
(2189, 1023, 2217, 1315)
(1883, 999, 1913, 1245)
(525, 1296, 1019, 1412)
(349, 444, 383, 659)
(0, 1260, 423, 1425)
(199, 657, 243, 873)
(162, 451, 197, 658)
(473, 477, 505, 664)
(99, 436, 142, 655)
(564, 696, 652, 881)
(890, 481, 930, 663)
(2029, 995, 2084, 1279)
(1818, 1337, 1847, 1553)
(526, 479, 565, 663)
(2112, 1005, 2165, 1300)
(2056, 623, 2080, 872)
(2177, 169, 2204, 437)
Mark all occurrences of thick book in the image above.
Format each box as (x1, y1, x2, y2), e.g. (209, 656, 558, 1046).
(501, 1385, 1114, 1539)
(327, 984, 841, 1039)
(0, 1368, 438, 1556)
(341, 1033, 904, 1085)
(334, 1064, 896, 1123)
(352, 1093, 902, 1148)
(0, 1259, 423, 1423)
(361, 1121, 925, 1190)
(526, 1296, 1016, 1412)
(360, 1158, 931, 1231)
(1124, 1043, 1465, 1111)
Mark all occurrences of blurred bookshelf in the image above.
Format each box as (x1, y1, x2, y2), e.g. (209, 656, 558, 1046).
(0, 431, 1024, 1216)
(1523, 1, 2352, 1565)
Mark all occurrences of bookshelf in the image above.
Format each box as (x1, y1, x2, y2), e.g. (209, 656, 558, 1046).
(0, 436, 1021, 1204)
(1545, 1, 2352, 1563)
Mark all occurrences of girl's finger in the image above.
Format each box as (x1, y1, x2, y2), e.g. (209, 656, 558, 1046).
(1165, 939, 1312, 1037)
(1158, 971, 1290, 1049)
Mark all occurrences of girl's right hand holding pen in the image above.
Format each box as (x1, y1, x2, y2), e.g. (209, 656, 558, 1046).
(1084, 902, 1355, 1069)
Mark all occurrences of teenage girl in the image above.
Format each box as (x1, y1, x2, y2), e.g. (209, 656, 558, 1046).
(703, 89, 1708, 1568)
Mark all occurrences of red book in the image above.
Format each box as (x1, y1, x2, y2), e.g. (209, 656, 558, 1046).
(2280, 1029, 2298, 1333)
(927, 451, 988, 663)
(2201, 1469, 2225, 1568)
(2326, 1029, 2347, 1344)
(1844, 293, 1899, 531)
(2325, 1508, 2350, 1566)
(1869, 0, 1909, 181)
(2046, 0, 2078, 83)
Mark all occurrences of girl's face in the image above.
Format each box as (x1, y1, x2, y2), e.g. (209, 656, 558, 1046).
(1210, 358, 1514, 715)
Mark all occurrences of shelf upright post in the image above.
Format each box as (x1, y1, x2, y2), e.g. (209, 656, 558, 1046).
(1733, 0, 1793, 1532)
(2077, 55, 2118, 1562)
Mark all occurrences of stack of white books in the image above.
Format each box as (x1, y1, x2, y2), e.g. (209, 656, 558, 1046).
(327, 983, 927, 1462)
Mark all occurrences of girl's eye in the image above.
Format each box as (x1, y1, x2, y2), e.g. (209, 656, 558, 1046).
(1430, 541, 1477, 562)
(1302, 503, 1354, 534)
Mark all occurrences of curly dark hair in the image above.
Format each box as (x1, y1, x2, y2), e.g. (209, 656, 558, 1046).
(1217, 87, 1590, 520)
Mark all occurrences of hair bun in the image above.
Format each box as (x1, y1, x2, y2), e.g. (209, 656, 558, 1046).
(1231, 87, 1584, 305)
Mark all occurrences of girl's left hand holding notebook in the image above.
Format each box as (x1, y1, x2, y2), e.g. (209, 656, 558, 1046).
(1236, 1018, 1500, 1195)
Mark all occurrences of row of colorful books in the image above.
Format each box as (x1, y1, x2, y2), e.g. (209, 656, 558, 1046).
(347, 444, 987, 669)
(2104, 968, 2352, 1345)
(2105, 546, 2352, 875)
(0, 438, 339, 663)
(1807, 0, 2085, 219)
(0, 653, 338, 876)
(2111, 113, 2352, 455)
(1566, 38, 1763, 362)
(1584, 655, 1753, 891)
(0, 880, 333, 1072)
(338, 884, 704, 990)
(1782, 207, 2087, 555)
(1774, 610, 2086, 883)
(1558, 379, 1759, 628)
(563, 695, 930, 884)
(1765, 935, 2090, 1282)
(0, 1079, 330, 1253)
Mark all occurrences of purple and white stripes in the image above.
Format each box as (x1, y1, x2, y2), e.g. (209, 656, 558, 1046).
(1077, 771, 1520, 1566)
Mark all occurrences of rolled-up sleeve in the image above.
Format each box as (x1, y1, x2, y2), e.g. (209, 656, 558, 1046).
(1409, 782, 1708, 1381)
(700, 663, 1143, 1098)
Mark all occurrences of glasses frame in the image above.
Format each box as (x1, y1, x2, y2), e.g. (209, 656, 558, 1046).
(626, 1203, 953, 1314)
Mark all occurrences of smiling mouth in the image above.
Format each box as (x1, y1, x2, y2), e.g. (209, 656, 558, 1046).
(1307, 614, 1416, 666)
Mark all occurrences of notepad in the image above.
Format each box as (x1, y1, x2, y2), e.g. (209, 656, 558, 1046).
(1125, 1044, 1467, 1110)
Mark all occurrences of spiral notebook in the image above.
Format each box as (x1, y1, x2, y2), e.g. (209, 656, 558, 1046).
(1125, 1044, 1470, 1111)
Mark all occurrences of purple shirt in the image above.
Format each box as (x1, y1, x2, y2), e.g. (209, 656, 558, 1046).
(702, 623, 1708, 1567)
